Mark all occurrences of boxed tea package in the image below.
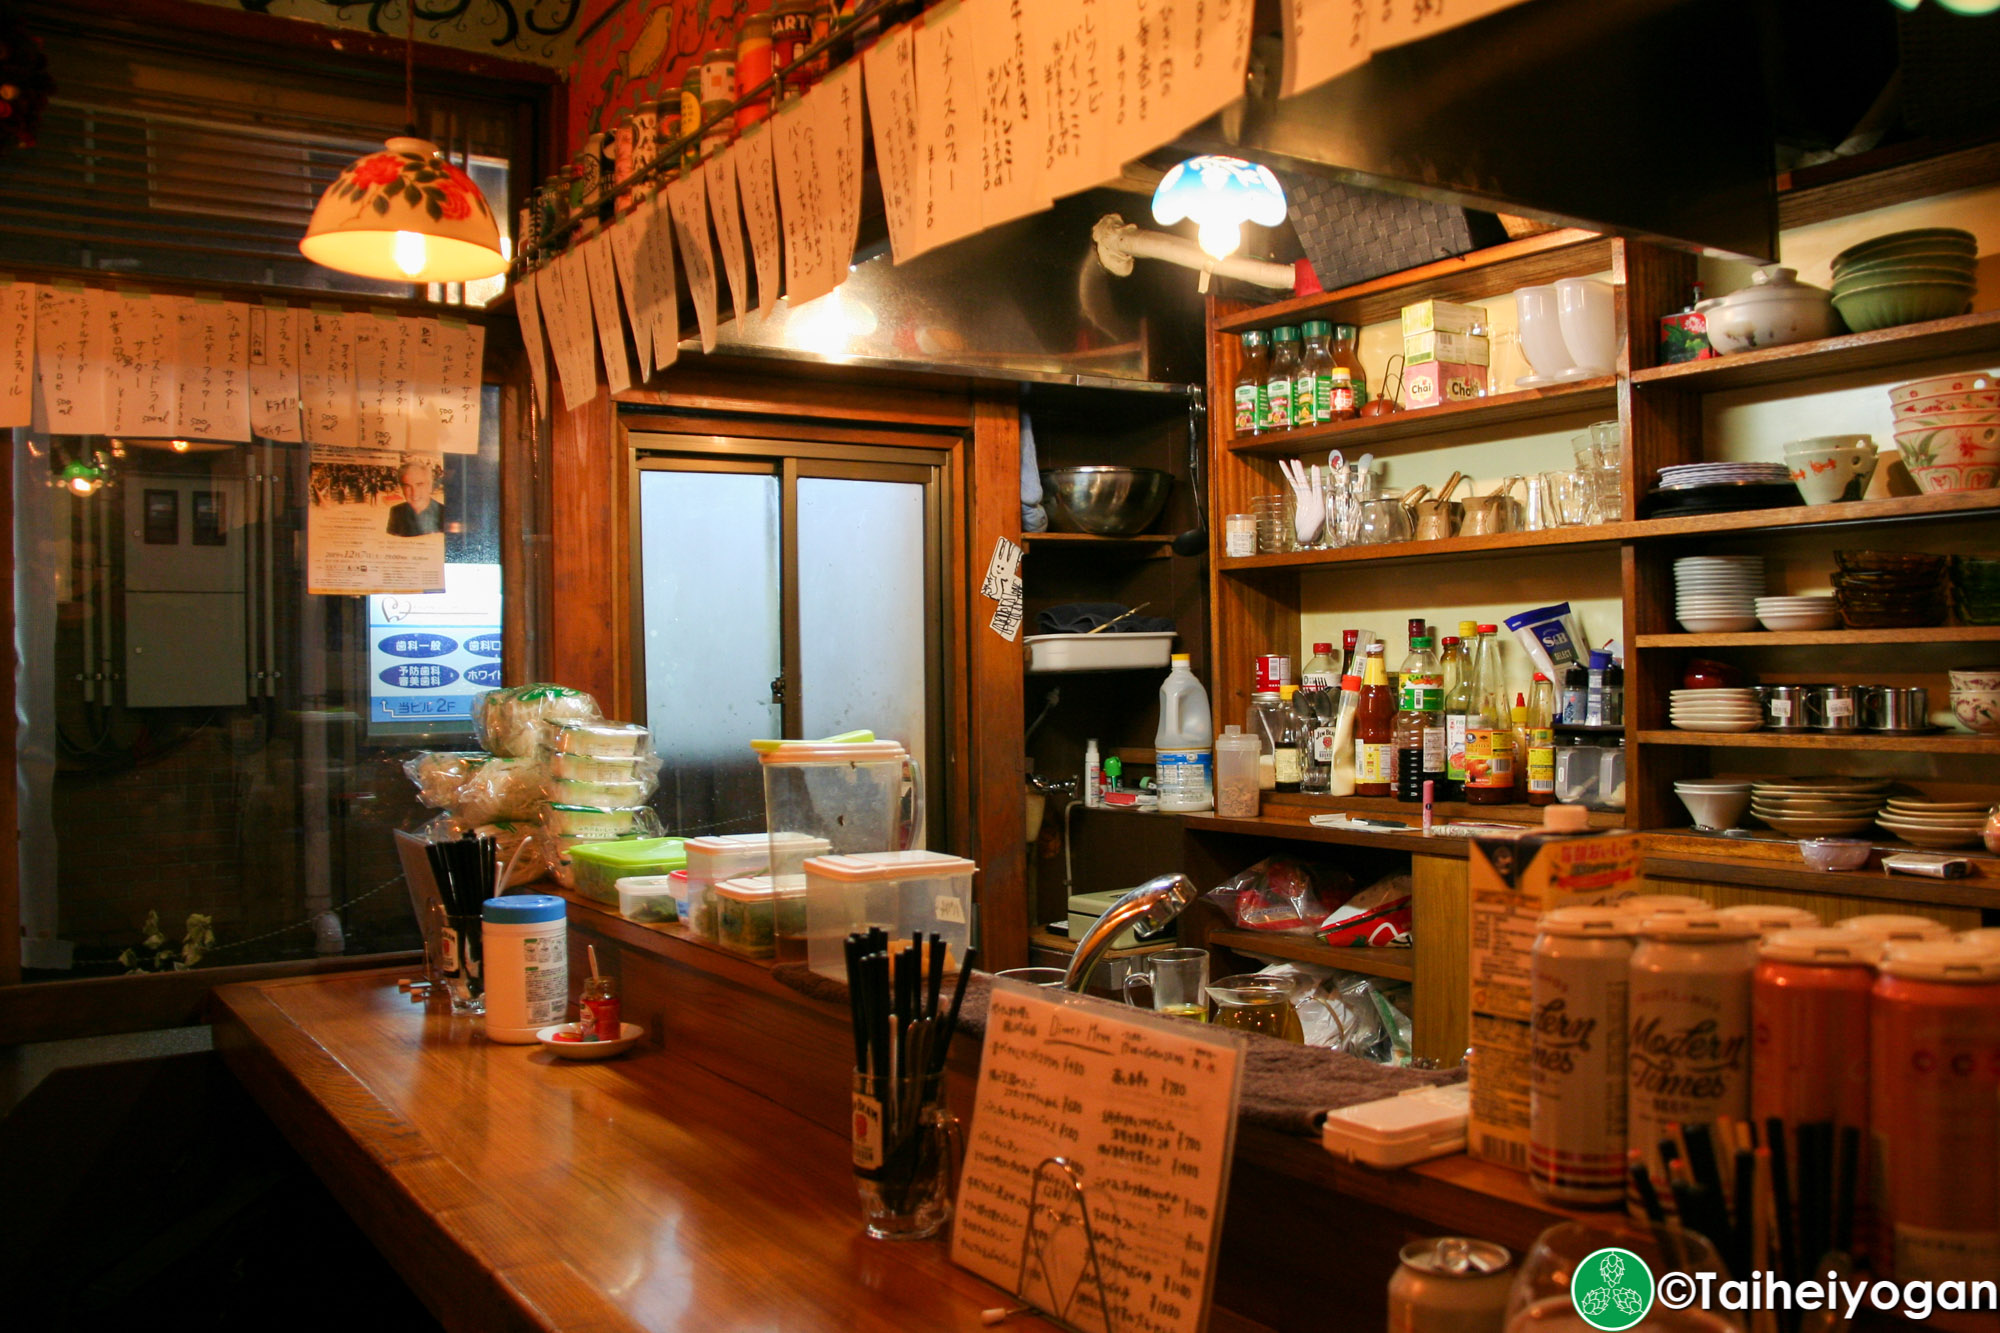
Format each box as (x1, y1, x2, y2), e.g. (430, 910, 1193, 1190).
(1466, 820, 1642, 1169)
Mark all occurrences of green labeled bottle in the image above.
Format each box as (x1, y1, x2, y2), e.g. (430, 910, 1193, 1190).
(1234, 331, 1269, 436)
(1264, 326, 1300, 431)
(1298, 320, 1335, 425)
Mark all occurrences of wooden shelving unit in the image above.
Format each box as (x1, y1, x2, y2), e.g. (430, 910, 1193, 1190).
(1207, 927, 1417, 982)
(1630, 486, 2000, 536)
(1628, 308, 2000, 392)
(1225, 378, 1617, 458)
(1635, 625, 2000, 647)
(1022, 531, 1176, 548)
(1638, 729, 2000, 754)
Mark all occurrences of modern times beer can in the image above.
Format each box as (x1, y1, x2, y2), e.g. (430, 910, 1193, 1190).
(1387, 1238, 1513, 1333)
(1529, 906, 1634, 1206)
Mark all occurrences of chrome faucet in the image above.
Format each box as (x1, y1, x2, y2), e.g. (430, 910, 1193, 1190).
(1064, 872, 1200, 992)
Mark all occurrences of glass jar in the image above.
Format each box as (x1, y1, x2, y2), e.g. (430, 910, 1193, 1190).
(1297, 320, 1335, 426)
(1234, 331, 1269, 436)
(1330, 323, 1368, 414)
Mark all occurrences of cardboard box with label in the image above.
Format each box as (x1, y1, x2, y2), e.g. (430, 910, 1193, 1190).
(1467, 825, 1643, 1170)
(1404, 329, 1492, 367)
(1402, 360, 1489, 410)
(1401, 299, 1489, 338)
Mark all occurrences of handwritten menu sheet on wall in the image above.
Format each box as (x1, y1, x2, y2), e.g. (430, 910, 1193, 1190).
(862, 27, 923, 265)
(580, 232, 634, 395)
(607, 211, 656, 372)
(513, 273, 552, 415)
(249, 303, 302, 442)
(703, 150, 752, 322)
(1, 278, 32, 428)
(666, 172, 721, 354)
(734, 127, 785, 318)
(633, 192, 683, 371)
(951, 981, 1243, 1333)
(1280, 0, 1529, 97)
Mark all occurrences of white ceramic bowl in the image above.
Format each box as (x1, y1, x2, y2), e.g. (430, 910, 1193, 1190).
(1679, 615, 1761, 633)
(1799, 839, 1871, 871)
(1678, 788, 1751, 830)
(1698, 267, 1838, 354)
(1759, 612, 1842, 631)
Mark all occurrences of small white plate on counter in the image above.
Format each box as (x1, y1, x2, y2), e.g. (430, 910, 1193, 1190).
(537, 1022, 645, 1059)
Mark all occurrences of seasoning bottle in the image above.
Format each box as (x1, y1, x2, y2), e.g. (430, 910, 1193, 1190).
(1465, 625, 1514, 806)
(1264, 326, 1301, 432)
(1510, 691, 1530, 802)
(1393, 635, 1442, 804)
(1327, 367, 1357, 421)
(1560, 661, 1590, 725)
(1354, 644, 1395, 797)
(1302, 641, 1339, 688)
(1297, 685, 1332, 795)
(1297, 320, 1335, 426)
(1328, 673, 1362, 797)
(1602, 658, 1625, 727)
(1340, 628, 1360, 679)
(1083, 739, 1102, 809)
(1234, 331, 1269, 436)
(1442, 620, 1480, 799)
(579, 970, 621, 1042)
(1330, 323, 1368, 413)
(1526, 674, 1557, 806)
(1274, 685, 1303, 792)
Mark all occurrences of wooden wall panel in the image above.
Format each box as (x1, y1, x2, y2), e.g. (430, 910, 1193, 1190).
(970, 393, 1029, 969)
(1410, 853, 1467, 1069)
(547, 386, 626, 714)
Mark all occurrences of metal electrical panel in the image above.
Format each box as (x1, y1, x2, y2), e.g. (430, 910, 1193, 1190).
(121, 473, 249, 708)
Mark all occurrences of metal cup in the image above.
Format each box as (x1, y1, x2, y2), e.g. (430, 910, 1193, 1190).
(1862, 685, 1929, 732)
(1805, 684, 1863, 730)
(1763, 684, 1808, 729)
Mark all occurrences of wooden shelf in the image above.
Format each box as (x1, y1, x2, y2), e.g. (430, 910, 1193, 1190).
(1207, 927, 1417, 981)
(1225, 378, 1617, 457)
(1635, 625, 2000, 647)
(1220, 522, 1629, 572)
(1181, 812, 1473, 857)
(1631, 486, 2000, 538)
(1023, 531, 1176, 547)
(1215, 229, 1613, 333)
(1629, 307, 2000, 392)
(1637, 729, 2000, 753)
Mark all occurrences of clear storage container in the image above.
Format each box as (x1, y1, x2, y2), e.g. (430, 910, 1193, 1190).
(715, 875, 780, 958)
(566, 836, 686, 904)
(1554, 742, 1626, 811)
(683, 832, 830, 941)
(760, 740, 922, 855)
(803, 850, 977, 981)
(615, 874, 681, 924)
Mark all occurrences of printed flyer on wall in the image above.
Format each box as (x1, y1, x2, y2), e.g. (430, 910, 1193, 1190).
(367, 563, 503, 733)
(306, 444, 448, 595)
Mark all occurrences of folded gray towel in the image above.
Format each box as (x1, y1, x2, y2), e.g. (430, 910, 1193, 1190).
(1037, 602, 1176, 634)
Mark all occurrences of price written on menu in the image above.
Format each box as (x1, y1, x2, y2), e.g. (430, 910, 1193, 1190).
(950, 982, 1243, 1333)
(249, 303, 303, 442)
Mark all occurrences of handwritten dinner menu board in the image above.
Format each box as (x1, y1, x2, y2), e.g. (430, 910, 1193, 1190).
(952, 980, 1243, 1333)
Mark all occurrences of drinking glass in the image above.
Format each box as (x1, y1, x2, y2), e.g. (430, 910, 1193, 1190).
(1252, 493, 1295, 554)
(995, 967, 1069, 988)
(1591, 464, 1624, 524)
(440, 912, 484, 1014)
(1121, 947, 1210, 1020)
(1555, 470, 1597, 527)
(1504, 1221, 1741, 1333)
(853, 1069, 957, 1240)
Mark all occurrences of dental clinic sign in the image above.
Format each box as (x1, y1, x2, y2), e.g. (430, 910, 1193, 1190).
(368, 563, 502, 728)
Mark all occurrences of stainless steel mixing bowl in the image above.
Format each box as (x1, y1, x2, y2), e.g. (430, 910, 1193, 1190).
(1039, 466, 1173, 536)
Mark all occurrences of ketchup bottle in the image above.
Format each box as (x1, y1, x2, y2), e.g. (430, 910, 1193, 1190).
(1353, 643, 1395, 797)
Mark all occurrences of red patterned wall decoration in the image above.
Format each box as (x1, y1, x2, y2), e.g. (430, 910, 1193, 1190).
(565, 0, 772, 154)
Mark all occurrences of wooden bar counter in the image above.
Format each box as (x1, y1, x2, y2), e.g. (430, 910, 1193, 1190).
(210, 969, 1059, 1333)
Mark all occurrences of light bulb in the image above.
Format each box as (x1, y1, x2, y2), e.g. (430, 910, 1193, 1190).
(393, 230, 429, 277)
(67, 475, 98, 496)
(170, 439, 191, 453)
(1197, 219, 1242, 261)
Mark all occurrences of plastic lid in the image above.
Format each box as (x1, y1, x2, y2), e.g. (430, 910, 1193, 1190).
(1613, 894, 1710, 916)
(1397, 1236, 1511, 1277)
(1542, 805, 1591, 832)
(483, 894, 566, 924)
(1334, 323, 1359, 339)
(1412, 636, 1434, 648)
(1538, 905, 1635, 936)
(1280, 685, 1298, 699)
(551, 720, 651, 753)
(1635, 911, 1760, 941)
(1476, 623, 1498, 634)
(1272, 324, 1300, 341)
(1312, 642, 1333, 653)
(1588, 650, 1612, 671)
(614, 875, 680, 893)
(804, 850, 979, 882)
(1880, 939, 2000, 982)
(1717, 904, 1820, 934)
(1224, 724, 1243, 734)
(1240, 329, 1266, 346)
(1835, 913, 1952, 942)
(567, 837, 687, 871)
(1961, 927, 2000, 952)
(1340, 674, 1362, 690)
(759, 739, 908, 764)
(1302, 319, 1332, 337)
(1760, 927, 1881, 966)
(1252, 690, 1280, 701)
(1442, 636, 1461, 646)
(1533, 672, 1549, 682)
(714, 875, 777, 901)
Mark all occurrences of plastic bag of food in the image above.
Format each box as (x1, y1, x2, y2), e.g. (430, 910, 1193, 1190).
(403, 751, 490, 809)
(450, 756, 547, 826)
(1202, 856, 1351, 934)
(1316, 873, 1414, 948)
(478, 819, 551, 887)
(472, 684, 602, 758)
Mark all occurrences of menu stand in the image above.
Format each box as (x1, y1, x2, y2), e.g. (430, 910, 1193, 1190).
(1010, 1156, 1119, 1333)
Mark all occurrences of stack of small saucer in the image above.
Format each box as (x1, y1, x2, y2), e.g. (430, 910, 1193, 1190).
(1669, 688, 1762, 732)
(1876, 797, 1990, 849)
(1751, 777, 1889, 837)
(1676, 555, 1766, 632)
(1754, 595, 1840, 631)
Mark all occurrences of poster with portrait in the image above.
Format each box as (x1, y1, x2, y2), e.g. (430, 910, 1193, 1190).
(305, 442, 448, 595)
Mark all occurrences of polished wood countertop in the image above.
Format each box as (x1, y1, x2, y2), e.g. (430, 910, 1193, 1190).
(209, 969, 1060, 1333)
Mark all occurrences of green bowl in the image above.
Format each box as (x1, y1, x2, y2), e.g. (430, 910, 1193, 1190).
(1832, 281, 1975, 332)
(1833, 258, 1977, 288)
(1831, 227, 1977, 269)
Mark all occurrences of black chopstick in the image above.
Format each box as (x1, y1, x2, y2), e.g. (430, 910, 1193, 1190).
(924, 931, 945, 1020)
(931, 945, 977, 1075)
(1767, 1116, 1799, 1294)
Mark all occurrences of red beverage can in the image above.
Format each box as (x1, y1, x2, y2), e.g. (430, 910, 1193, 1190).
(1753, 927, 1877, 1132)
(1254, 654, 1292, 694)
(735, 16, 773, 131)
(1529, 906, 1634, 1206)
(769, 0, 822, 104)
(1870, 940, 2000, 1280)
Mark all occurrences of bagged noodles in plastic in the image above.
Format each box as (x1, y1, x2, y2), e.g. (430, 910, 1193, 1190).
(472, 684, 602, 758)
(404, 751, 489, 809)
(451, 757, 547, 826)
(478, 819, 551, 887)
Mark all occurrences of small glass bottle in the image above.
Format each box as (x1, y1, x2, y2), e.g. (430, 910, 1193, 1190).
(1526, 673, 1557, 807)
(1393, 635, 1442, 804)
(1330, 323, 1368, 413)
(1297, 320, 1335, 425)
(1264, 326, 1301, 431)
(1248, 690, 1282, 791)
(579, 974, 621, 1042)
(1234, 331, 1269, 436)
(1354, 644, 1395, 798)
(1297, 685, 1332, 795)
(1602, 658, 1625, 727)
(1273, 685, 1303, 792)
(1465, 625, 1514, 806)
(1302, 642, 1339, 688)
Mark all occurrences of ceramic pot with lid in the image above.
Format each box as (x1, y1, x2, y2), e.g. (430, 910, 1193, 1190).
(1697, 266, 1838, 355)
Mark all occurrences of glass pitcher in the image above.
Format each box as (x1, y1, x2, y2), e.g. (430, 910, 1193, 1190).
(1203, 972, 1325, 1044)
(1353, 474, 1416, 545)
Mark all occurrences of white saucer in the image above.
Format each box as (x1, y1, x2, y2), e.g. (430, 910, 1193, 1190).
(536, 1021, 645, 1059)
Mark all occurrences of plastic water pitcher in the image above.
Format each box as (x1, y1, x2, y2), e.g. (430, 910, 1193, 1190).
(1155, 654, 1214, 812)
(759, 740, 925, 855)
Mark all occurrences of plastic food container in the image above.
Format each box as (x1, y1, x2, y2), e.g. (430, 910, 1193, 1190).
(682, 832, 829, 940)
(802, 850, 977, 981)
(1320, 1083, 1469, 1167)
(616, 874, 681, 923)
(551, 720, 652, 756)
(761, 740, 921, 856)
(567, 836, 687, 905)
(1023, 631, 1175, 674)
(715, 875, 778, 957)
(1555, 743, 1626, 811)
(547, 776, 654, 808)
(544, 804, 657, 840)
(550, 752, 649, 783)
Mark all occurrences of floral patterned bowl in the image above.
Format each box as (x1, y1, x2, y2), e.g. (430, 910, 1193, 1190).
(1890, 370, 1997, 404)
(1894, 391, 2000, 419)
(1908, 463, 2000, 493)
(1894, 423, 2000, 471)
(1949, 668, 2000, 692)
(1950, 689, 2000, 733)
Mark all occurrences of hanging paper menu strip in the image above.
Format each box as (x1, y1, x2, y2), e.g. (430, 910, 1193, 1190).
(34, 285, 106, 436)
(248, 302, 302, 442)
(912, 4, 982, 258)
(606, 212, 655, 373)
(666, 172, 721, 354)
(734, 125, 785, 316)
(436, 321, 483, 456)
(0, 278, 32, 429)
(349, 311, 403, 451)
(770, 92, 838, 311)
(299, 308, 358, 447)
(821, 63, 865, 297)
(1031, 3, 1108, 202)
(971, 0, 1047, 230)
(1279, 0, 1371, 97)
(174, 300, 250, 443)
(1370, 0, 1526, 53)
(862, 24, 923, 263)
(1174, 0, 1257, 127)
(104, 292, 148, 437)
(513, 270, 552, 417)
(1091, 0, 1145, 184)
(409, 317, 443, 455)
(949, 980, 1242, 1333)
(632, 192, 681, 371)
(537, 252, 595, 411)
(129, 295, 181, 438)
(703, 148, 752, 322)
(580, 231, 634, 395)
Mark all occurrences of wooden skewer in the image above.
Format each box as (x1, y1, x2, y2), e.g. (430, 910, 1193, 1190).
(1084, 602, 1151, 634)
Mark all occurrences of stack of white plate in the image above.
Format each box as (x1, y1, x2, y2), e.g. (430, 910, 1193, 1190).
(1658, 462, 1793, 490)
(1755, 595, 1841, 631)
(1670, 688, 1763, 732)
(1676, 555, 1767, 632)
(1751, 777, 1891, 837)
(1877, 797, 1991, 849)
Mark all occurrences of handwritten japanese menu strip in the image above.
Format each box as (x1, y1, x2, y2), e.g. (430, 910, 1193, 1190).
(862, 27, 923, 263)
(734, 126, 785, 316)
(513, 271, 552, 415)
(1031, 3, 1106, 202)
(703, 149, 752, 322)
(436, 321, 484, 455)
(175, 300, 251, 443)
(34, 285, 103, 436)
(910, 5, 982, 260)
(972, 0, 1046, 229)
(249, 303, 302, 442)
(1369, 0, 1526, 53)
(107, 293, 172, 438)
(606, 212, 655, 372)
(771, 95, 836, 310)
(580, 232, 634, 395)
(950, 981, 1242, 1333)
(1279, 0, 1369, 96)
(537, 251, 598, 410)
(299, 309, 352, 446)
(632, 192, 682, 371)
(349, 312, 401, 451)
(666, 172, 721, 354)
(0, 279, 32, 429)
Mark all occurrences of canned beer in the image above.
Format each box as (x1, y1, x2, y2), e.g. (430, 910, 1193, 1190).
(1717, 903, 1820, 938)
(1253, 654, 1292, 694)
(770, 0, 823, 104)
(1870, 940, 2000, 1281)
(699, 47, 736, 104)
(1386, 1237, 1512, 1333)
(1529, 906, 1634, 1207)
(679, 66, 704, 170)
(1837, 913, 1952, 944)
(1627, 913, 1758, 1207)
(735, 15, 773, 131)
(629, 102, 663, 200)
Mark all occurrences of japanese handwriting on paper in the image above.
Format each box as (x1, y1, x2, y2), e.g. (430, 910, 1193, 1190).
(248, 304, 302, 441)
(580, 232, 633, 395)
(666, 173, 720, 354)
(0, 280, 33, 429)
(437, 322, 483, 455)
(633, 192, 683, 369)
(703, 149, 752, 322)
(734, 127, 783, 316)
(863, 24, 923, 262)
(607, 212, 656, 371)
(514, 271, 552, 414)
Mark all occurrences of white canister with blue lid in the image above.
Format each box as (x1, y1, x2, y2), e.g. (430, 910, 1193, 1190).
(482, 895, 569, 1043)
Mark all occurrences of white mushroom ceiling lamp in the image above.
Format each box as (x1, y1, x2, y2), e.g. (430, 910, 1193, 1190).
(1150, 154, 1288, 293)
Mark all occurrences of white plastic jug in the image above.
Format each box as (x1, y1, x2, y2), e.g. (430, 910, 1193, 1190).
(1155, 654, 1214, 812)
